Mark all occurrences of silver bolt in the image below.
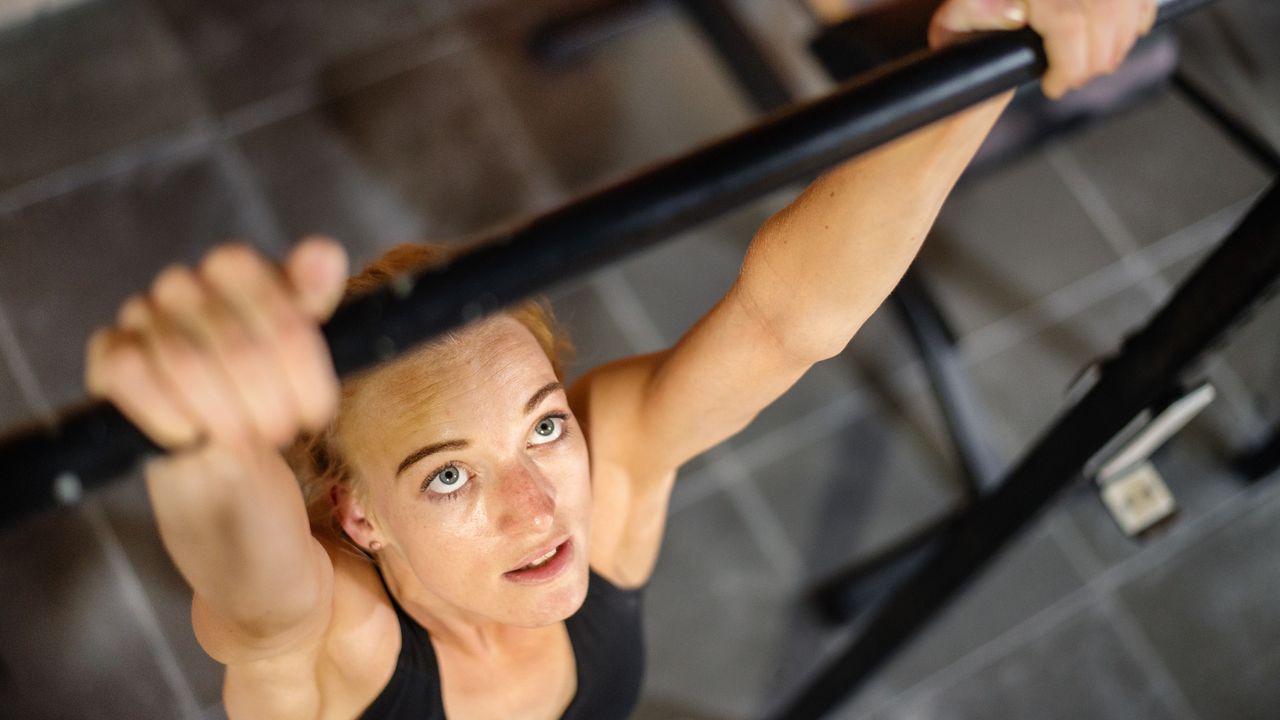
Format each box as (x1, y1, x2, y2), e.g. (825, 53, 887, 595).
(53, 472, 83, 505)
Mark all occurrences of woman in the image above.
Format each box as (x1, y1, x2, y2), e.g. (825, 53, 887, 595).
(85, 1, 1155, 717)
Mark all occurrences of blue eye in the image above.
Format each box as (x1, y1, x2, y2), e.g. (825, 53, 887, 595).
(530, 416, 566, 445)
(426, 465, 470, 495)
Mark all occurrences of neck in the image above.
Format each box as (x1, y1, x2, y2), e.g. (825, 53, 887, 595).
(377, 556, 532, 660)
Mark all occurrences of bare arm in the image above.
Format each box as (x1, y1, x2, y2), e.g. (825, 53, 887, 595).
(574, 96, 1011, 481)
(86, 240, 348, 660)
(581, 0, 1159, 481)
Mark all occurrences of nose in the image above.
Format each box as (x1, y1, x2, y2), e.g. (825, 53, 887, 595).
(495, 458, 557, 536)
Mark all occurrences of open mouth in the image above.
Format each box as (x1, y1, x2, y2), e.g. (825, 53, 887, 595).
(503, 538, 574, 585)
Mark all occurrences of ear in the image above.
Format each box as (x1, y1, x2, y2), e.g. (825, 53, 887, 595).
(331, 484, 381, 552)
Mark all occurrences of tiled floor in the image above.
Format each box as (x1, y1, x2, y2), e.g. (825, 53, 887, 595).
(0, 1, 1277, 719)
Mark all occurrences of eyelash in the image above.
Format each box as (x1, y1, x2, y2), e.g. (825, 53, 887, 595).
(420, 412, 571, 499)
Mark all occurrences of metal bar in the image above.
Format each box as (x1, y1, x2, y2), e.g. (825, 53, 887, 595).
(767, 181, 1280, 720)
(1171, 68, 1280, 175)
(676, 0, 795, 112)
(891, 270, 1002, 495)
(0, 0, 1214, 528)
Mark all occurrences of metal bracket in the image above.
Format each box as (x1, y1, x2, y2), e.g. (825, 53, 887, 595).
(1089, 382, 1216, 536)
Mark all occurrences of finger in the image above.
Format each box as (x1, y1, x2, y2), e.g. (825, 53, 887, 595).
(202, 244, 340, 434)
(86, 327, 203, 450)
(1033, 0, 1089, 98)
(149, 265, 261, 447)
(1139, 0, 1158, 35)
(1084, 0, 1119, 79)
(157, 259, 304, 447)
(1108, 0, 1142, 72)
(116, 294, 151, 331)
(929, 0, 1028, 48)
(285, 236, 349, 322)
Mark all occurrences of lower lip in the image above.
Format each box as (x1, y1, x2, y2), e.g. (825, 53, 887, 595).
(503, 539, 574, 585)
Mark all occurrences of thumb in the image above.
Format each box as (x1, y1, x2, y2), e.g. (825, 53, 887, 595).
(929, 0, 1028, 49)
(285, 235, 349, 321)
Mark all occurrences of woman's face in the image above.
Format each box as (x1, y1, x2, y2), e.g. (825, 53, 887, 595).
(339, 316, 591, 628)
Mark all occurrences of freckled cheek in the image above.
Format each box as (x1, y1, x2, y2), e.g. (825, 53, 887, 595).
(397, 504, 509, 577)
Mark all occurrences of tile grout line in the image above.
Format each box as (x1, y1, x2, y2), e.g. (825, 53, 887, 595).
(852, 470, 1280, 720)
(1047, 514, 1204, 720)
(955, 196, 1255, 366)
(588, 269, 668, 352)
(672, 198, 1253, 516)
(0, 126, 218, 216)
(439, 11, 567, 207)
(217, 33, 473, 140)
(1098, 589, 1205, 720)
(0, 10, 471, 218)
(707, 449, 807, 585)
(1044, 510, 1108, 582)
(1045, 144, 1269, 443)
(0, 302, 57, 421)
(81, 501, 205, 720)
(0, 301, 203, 717)
(146, 0, 289, 257)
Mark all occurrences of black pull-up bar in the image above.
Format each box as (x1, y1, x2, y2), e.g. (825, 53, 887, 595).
(0, 0, 1210, 528)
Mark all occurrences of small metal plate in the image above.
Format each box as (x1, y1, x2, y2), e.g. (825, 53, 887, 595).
(1100, 461, 1177, 537)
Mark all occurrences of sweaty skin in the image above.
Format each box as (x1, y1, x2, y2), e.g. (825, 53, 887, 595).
(84, 5, 1155, 717)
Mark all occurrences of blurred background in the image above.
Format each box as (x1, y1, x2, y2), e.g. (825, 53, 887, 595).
(0, 0, 1277, 718)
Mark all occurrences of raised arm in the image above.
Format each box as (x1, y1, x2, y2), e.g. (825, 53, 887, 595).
(575, 0, 1157, 480)
(85, 240, 348, 664)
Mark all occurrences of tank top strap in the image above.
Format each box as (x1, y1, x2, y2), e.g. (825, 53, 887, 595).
(360, 569, 446, 719)
(561, 569, 647, 720)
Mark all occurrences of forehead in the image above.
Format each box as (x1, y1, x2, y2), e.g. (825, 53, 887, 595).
(338, 317, 558, 468)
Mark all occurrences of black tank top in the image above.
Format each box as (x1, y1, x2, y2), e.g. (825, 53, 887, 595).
(360, 569, 645, 719)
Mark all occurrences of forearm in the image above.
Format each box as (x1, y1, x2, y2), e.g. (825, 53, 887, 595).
(734, 93, 1012, 361)
(146, 443, 328, 639)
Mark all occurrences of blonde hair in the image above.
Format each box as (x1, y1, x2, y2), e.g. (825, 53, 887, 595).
(288, 243, 573, 558)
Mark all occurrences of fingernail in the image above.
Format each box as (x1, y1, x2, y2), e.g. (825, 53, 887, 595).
(1004, 0, 1026, 24)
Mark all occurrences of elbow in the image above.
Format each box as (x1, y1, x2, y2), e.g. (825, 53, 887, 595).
(730, 282, 852, 368)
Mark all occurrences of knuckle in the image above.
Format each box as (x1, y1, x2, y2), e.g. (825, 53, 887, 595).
(152, 265, 199, 308)
(203, 242, 264, 282)
(117, 294, 150, 328)
(273, 312, 319, 356)
(219, 330, 262, 375)
(97, 337, 150, 396)
(156, 333, 203, 381)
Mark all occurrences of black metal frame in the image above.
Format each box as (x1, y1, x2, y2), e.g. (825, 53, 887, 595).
(772, 180, 1280, 717)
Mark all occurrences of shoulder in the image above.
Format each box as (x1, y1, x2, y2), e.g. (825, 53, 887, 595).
(207, 539, 402, 719)
(567, 351, 669, 477)
(316, 539, 402, 691)
(569, 354, 679, 589)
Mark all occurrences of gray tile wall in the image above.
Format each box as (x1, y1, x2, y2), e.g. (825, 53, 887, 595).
(0, 0, 1276, 718)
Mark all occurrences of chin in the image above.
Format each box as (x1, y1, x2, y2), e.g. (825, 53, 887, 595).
(508, 560, 590, 628)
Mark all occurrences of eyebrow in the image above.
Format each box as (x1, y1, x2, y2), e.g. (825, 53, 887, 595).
(525, 381, 563, 415)
(396, 439, 469, 478)
(394, 382, 565, 478)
